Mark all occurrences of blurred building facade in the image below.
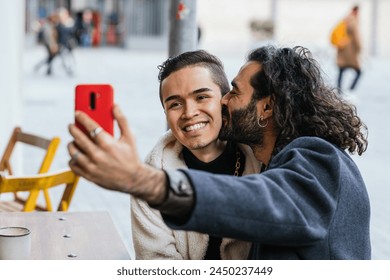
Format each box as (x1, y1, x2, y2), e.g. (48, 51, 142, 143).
(196, 0, 389, 58)
(24, 0, 390, 58)
(25, 0, 169, 49)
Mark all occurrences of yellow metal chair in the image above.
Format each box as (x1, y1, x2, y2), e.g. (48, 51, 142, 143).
(0, 127, 60, 211)
(0, 169, 79, 212)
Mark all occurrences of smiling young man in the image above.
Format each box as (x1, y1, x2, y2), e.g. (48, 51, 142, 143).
(130, 50, 260, 260)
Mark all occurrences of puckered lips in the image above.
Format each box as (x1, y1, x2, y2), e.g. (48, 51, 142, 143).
(222, 116, 228, 128)
(221, 106, 230, 127)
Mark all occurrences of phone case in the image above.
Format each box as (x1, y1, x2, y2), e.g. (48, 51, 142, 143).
(75, 84, 114, 136)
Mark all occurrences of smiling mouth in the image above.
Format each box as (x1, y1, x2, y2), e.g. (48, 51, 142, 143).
(183, 122, 207, 132)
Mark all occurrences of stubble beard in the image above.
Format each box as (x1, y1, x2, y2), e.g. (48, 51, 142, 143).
(187, 141, 211, 150)
(219, 98, 264, 147)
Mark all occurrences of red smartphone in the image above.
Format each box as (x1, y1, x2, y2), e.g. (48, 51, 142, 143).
(75, 84, 114, 136)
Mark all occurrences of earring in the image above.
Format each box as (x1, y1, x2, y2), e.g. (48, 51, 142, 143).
(258, 116, 268, 128)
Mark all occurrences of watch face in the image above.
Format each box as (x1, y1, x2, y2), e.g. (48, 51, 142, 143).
(170, 171, 191, 196)
(177, 181, 189, 193)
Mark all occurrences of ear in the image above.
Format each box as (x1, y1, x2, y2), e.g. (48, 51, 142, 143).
(256, 96, 273, 119)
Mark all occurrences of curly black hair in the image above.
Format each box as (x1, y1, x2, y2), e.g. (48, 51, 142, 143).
(157, 50, 230, 104)
(248, 45, 368, 155)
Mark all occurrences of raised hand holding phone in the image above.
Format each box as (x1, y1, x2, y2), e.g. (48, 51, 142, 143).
(75, 84, 114, 136)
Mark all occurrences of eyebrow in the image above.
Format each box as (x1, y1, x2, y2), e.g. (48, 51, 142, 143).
(193, 87, 213, 94)
(163, 87, 213, 104)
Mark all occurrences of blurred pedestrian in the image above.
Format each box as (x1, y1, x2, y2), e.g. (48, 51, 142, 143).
(75, 9, 94, 47)
(331, 5, 362, 94)
(57, 7, 77, 75)
(34, 13, 59, 75)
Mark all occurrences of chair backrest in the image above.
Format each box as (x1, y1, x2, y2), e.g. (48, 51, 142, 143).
(0, 169, 79, 212)
(0, 127, 60, 175)
(0, 127, 61, 211)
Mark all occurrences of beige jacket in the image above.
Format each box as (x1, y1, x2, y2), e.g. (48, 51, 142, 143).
(337, 14, 361, 69)
(131, 130, 261, 260)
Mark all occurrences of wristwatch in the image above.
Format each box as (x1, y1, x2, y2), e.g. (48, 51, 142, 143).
(150, 169, 194, 220)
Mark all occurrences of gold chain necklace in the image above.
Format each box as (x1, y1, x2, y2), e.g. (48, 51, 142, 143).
(234, 151, 241, 177)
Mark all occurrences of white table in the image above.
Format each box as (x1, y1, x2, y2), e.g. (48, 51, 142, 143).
(0, 211, 130, 260)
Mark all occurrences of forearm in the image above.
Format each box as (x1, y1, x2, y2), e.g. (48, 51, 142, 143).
(130, 164, 168, 205)
(166, 147, 338, 245)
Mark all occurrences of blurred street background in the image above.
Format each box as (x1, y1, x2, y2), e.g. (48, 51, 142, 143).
(1, 0, 390, 260)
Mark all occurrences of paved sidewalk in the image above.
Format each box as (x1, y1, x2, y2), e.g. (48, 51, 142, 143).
(20, 46, 390, 259)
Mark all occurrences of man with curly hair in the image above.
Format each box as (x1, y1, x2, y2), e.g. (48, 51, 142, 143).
(68, 45, 370, 259)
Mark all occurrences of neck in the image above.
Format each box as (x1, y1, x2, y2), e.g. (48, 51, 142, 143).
(250, 131, 278, 166)
(190, 140, 226, 163)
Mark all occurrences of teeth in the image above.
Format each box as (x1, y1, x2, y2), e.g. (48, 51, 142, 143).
(185, 122, 206, 132)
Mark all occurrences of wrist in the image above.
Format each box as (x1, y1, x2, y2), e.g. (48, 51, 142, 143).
(131, 164, 167, 205)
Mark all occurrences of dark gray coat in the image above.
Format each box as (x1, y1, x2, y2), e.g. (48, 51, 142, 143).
(166, 137, 371, 259)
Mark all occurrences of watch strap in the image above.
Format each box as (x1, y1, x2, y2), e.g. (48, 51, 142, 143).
(150, 170, 194, 219)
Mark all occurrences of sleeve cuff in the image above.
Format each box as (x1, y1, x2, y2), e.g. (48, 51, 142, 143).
(149, 169, 194, 222)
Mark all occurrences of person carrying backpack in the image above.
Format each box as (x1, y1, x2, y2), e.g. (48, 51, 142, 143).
(330, 5, 362, 95)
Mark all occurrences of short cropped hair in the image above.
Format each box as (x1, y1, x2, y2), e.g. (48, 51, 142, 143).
(157, 50, 230, 104)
